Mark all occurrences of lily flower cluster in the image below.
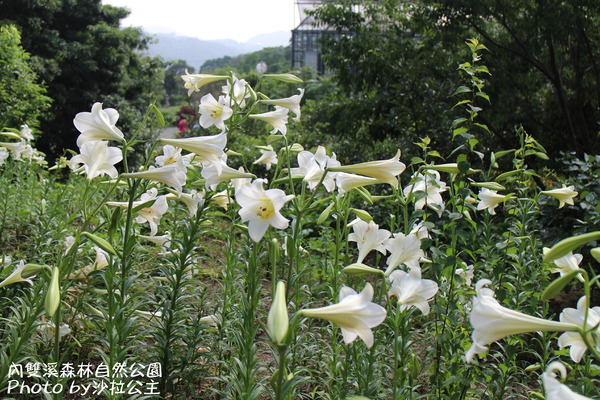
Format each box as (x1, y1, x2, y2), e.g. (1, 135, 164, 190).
(69, 102, 123, 179)
(346, 219, 438, 316)
(0, 124, 46, 166)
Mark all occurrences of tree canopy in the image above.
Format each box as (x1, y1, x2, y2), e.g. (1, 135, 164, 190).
(0, 0, 165, 159)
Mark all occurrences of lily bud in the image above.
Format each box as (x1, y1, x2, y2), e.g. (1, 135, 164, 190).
(263, 73, 303, 83)
(45, 267, 61, 318)
(267, 281, 289, 346)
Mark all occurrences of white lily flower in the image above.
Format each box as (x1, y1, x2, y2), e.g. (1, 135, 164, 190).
(211, 190, 231, 210)
(329, 150, 405, 189)
(409, 221, 430, 240)
(300, 283, 387, 348)
(348, 220, 390, 264)
(155, 145, 190, 169)
(167, 190, 205, 216)
(222, 73, 250, 108)
(236, 179, 293, 242)
(558, 296, 600, 363)
(70, 246, 109, 280)
(388, 268, 438, 315)
(291, 146, 340, 192)
(138, 233, 171, 250)
(135, 193, 169, 236)
(19, 124, 34, 141)
(198, 93, 233, 132)
(249, 106, 289, 135)
(199, 314, 220, 326)
(38, 322, 71, 342)
(476, 188, 508, 215)
(541, 185, 578, 208)
(551, 251, 584, 280)
(201, 158, 255, 190)
(229, 167, 253, 195)
(455, 262, 475, 286)
(542, 361, 592, 400)
(336, 172, 382, 197)
(403, 170, 447, 216)
(260, 88, 305, 121)
(181, 71, 227, 96)
(383, 233, 424, 276)
(0, 141, 24, 159)
(107, 189, 168, 236)
(121, 164, 187, 194)
(253, 145, 278, 170)
(160, 132, 227, 174)
(0, 260, 40, 288)
(69, 140, 122, 180)
(74, 102, 124, 146)
(465, 279, 579, 363)
(0, 147, 8, 165)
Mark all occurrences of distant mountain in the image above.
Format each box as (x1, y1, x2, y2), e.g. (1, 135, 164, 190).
(144, 32, 291, 70)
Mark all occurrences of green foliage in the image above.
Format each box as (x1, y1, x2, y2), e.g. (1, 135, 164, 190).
(417, 0, 600, 157)
(0, 25, 52, 130)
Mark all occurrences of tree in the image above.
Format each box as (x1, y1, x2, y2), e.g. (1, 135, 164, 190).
(0, 25, 52, 131)
(416, 0, 600, 156)
(304, 0, 461, 161)
(0, 0, 165, 159)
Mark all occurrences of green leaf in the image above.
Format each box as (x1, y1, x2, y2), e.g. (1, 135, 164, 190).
(452, 86, 471, 96)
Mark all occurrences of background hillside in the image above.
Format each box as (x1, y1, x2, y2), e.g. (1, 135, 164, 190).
(145, 31, 291, 70)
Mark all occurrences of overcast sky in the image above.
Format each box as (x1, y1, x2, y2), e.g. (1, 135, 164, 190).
(102, 0, 299, 42)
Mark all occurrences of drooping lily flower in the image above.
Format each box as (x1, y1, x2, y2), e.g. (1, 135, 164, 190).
(329, 150, 405, 189)
(300, 283, 387, 348)
(476, 188, 510, 215)
(0, 261, 46, 288)
(558, 296, 600, 363)
(121, 164, 187, 195)
(222, 73, 250, 108)
(403, 170, 447, 216)
(455, 262, 475, 286)
(201, 158, 256, 190)
(541, 185, 578, 208)
(465, 279, 579, 363)
(198, 93, 233, 132)
(542, 361, 592, 400)
(159, 132, 227, 174)
(249, 106, 289, 135)
(167, 190, 205, 216)
(235, 179, 293, 242)
(0, 141, 24, 159)
(253, 145, 278, 170)
(0, 147, 9, 165)
(106, 188, 168, 236)
(69, 140, 122, 180)
(74, 102, 124, 146)
(551, 252, 584, 280)
(383, 233, 424, 276)
(336, 172, 382, 197)
(19, 124, 34, 141)
(138, 233, 172, 251)
(291, 146, 340, 192)
(388, 268, 438, 315)
(260, 89, 305, 121)
(348, 220, 390, 264)
(181, 71, 228, 96)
